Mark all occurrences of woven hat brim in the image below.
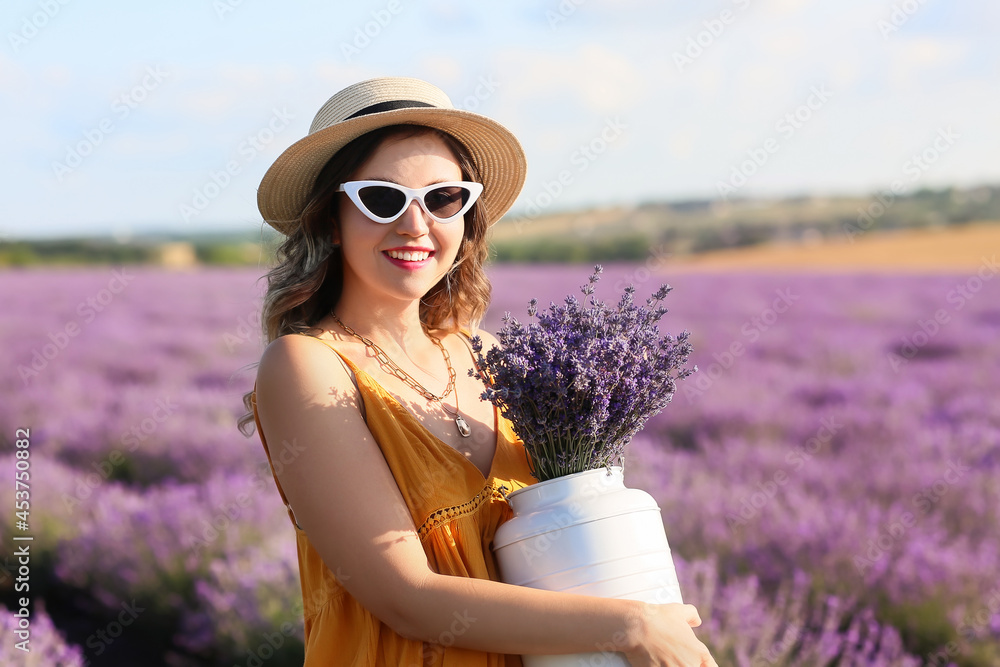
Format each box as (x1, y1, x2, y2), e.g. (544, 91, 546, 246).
(257, 107, 526, 235)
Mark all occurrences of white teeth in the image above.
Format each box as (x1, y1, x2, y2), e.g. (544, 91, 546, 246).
(387, 250, 430, 261)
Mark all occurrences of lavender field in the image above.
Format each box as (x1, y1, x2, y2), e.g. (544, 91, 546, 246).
(1, 262, 998, 666)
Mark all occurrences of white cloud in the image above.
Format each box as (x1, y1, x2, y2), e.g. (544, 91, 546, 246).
(887, 36, 971, 91)
(417, 55, 463, 87)
(667, 125, 702, 159)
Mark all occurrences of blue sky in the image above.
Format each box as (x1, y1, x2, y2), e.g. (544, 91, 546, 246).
(3, 0, 998, 239)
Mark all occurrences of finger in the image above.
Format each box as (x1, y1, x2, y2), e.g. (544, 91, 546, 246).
(685, 605, 702, 627)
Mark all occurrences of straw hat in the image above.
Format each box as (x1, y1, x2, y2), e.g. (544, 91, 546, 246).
(257, 76, 527, 235)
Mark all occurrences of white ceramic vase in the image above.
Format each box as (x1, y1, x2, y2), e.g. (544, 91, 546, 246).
(493, 466, 683, 666)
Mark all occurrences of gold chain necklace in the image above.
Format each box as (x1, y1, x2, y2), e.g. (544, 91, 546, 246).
(331, 313, 472, 438)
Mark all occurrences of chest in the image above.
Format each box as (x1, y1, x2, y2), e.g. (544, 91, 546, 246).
(368, 368, 499, 479)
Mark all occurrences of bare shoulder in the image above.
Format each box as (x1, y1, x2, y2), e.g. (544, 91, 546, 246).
(256, 333, 355, 403)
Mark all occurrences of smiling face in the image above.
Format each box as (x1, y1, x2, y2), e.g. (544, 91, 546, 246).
(336, 130, 468, 308)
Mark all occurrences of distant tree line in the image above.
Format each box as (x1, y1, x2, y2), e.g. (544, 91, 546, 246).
(2, 185, 998, 267)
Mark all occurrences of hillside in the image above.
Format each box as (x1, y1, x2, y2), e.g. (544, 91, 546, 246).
(664, 221, 1000, 272)
(491, 184, 1000, 262)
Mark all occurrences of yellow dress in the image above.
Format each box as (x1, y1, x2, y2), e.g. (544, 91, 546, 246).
(251, 332, 537, 666)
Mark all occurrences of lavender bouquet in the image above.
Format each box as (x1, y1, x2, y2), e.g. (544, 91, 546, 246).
(471, 266, 696, 482)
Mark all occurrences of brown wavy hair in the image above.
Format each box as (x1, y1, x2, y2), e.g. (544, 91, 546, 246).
(237, 124, 492, 437)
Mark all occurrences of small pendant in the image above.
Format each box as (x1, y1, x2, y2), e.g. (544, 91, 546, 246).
(454, 415, 472, 438)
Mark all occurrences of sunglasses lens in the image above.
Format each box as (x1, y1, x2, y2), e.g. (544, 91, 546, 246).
(424, 186, 470, 219)
(358, 185, 406, 219)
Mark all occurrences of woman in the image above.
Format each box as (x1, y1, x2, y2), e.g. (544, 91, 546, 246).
(240, 77, 716, 666)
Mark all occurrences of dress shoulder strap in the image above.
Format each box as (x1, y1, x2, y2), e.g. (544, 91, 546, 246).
(292, 333, 367, 421)
(455, 328, 481, 370)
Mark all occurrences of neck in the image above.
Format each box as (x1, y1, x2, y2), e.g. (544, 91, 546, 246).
(333, 290, 430, 350)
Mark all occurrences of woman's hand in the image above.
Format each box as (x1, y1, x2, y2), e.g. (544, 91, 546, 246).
(623, 603, 719, 667)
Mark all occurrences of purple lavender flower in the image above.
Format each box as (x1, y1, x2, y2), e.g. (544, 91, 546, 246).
(0, 603, 86, 666)
(471, 265, 696, 481)
(3, 264, 996, 662)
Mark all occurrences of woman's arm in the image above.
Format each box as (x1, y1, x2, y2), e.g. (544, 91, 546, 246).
(255, 334, 715, 664)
